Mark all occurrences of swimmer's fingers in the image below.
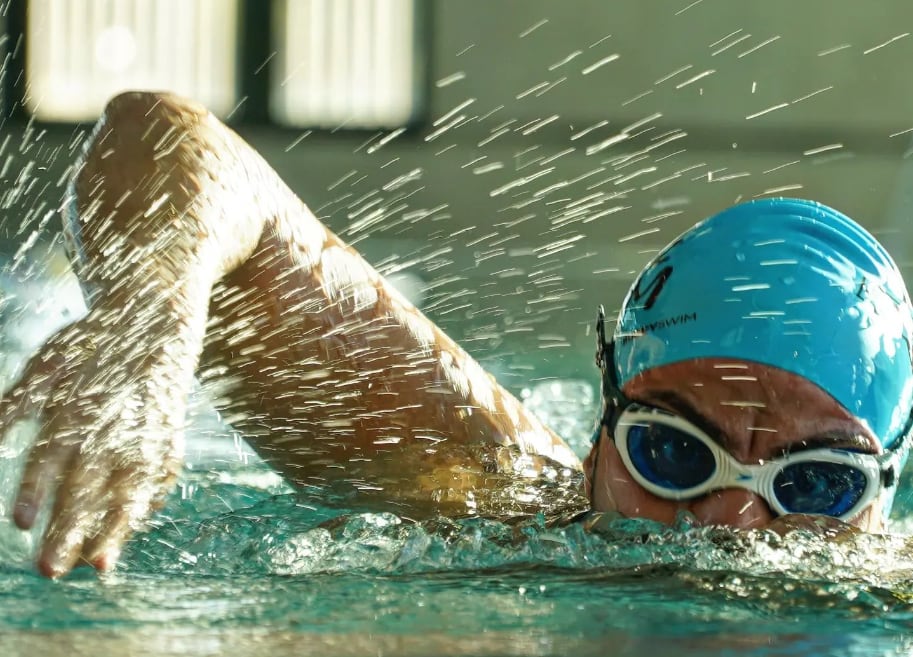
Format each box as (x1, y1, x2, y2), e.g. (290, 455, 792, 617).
(80, 505, 134, 572)
(11, 369, 92, 531)
(5, 322, 101, 532)
(35, 454, 112, 578)
(38, 435, 182, 577)
(11, 425, 79, 530)
(80, 470, 168, 572)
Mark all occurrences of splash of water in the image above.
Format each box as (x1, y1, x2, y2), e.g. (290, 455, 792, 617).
(101, 463, 913, 624)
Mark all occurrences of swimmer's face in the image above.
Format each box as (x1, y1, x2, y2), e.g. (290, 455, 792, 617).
(584, 359, 885, 531)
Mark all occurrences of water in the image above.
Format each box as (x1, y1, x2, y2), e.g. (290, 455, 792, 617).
(2, 360, 913, 655)
(3, 482, 913, 655)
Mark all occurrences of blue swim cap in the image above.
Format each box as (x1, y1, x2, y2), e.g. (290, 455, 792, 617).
(614, 198, 913, 450)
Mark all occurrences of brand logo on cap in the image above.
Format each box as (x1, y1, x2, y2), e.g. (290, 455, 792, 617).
(630, 256, 672, 311)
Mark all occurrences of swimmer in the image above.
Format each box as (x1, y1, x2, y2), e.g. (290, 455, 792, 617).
(586, 199, 913, 535)
(1, 92, 910, 578)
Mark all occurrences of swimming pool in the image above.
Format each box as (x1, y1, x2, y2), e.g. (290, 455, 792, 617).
(0, 279, 912, 657)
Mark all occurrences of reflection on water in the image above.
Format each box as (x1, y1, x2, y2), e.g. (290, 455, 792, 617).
(522, 379, 598, 458)
(3, 626, 908, 657)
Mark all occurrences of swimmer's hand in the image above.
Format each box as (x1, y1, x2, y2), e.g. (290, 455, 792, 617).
(0, 301, 202, 578)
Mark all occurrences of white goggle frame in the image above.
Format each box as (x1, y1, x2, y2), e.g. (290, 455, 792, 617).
(613, 404, 896, 521)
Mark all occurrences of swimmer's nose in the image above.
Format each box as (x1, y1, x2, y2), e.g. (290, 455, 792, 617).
(688, 489, 773, 529)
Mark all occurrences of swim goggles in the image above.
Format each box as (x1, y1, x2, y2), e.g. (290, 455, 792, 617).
(593, 307, 912, 521)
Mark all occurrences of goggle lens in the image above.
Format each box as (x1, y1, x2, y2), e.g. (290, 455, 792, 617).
(626, 422, 716, 490)
(773, 461, 868, 517)
(622, 414, 876, 519)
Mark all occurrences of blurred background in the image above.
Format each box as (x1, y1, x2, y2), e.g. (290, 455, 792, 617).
(2, 0, 913, 453)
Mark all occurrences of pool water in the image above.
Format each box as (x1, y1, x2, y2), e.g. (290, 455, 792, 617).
(2, 371, 913, 656)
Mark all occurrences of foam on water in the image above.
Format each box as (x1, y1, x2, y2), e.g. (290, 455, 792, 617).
(100, 460, 913, 617)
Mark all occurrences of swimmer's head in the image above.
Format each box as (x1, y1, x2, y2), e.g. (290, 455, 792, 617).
(606, 198, 913, 520)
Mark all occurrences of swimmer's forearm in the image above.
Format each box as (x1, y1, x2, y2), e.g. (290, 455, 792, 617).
(68, 90, 285, 390)
(68, 91, 229, 409)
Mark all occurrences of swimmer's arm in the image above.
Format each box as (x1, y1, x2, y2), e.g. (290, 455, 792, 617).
(199, 204, 582, 512)
(92, 93, 580, 516)
(191, 109, 581, 512)
(1, 91, 580, 577)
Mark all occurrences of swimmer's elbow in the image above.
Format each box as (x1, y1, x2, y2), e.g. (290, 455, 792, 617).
(102, 90, 209, 126)
(73, 89, 304, 285)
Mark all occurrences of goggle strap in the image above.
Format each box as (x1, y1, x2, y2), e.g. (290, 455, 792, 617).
(882, 464, 897, 489)
(595, 305, 608, 372)
(595, 305, 626, 429)
(595, 305, 612, 434)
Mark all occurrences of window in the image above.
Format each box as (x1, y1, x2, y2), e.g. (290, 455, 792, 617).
(25, 0, 239, 121)
(270, 0, 420, 129)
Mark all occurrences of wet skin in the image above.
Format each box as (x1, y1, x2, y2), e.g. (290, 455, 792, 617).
(583, 359, 885, 532)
